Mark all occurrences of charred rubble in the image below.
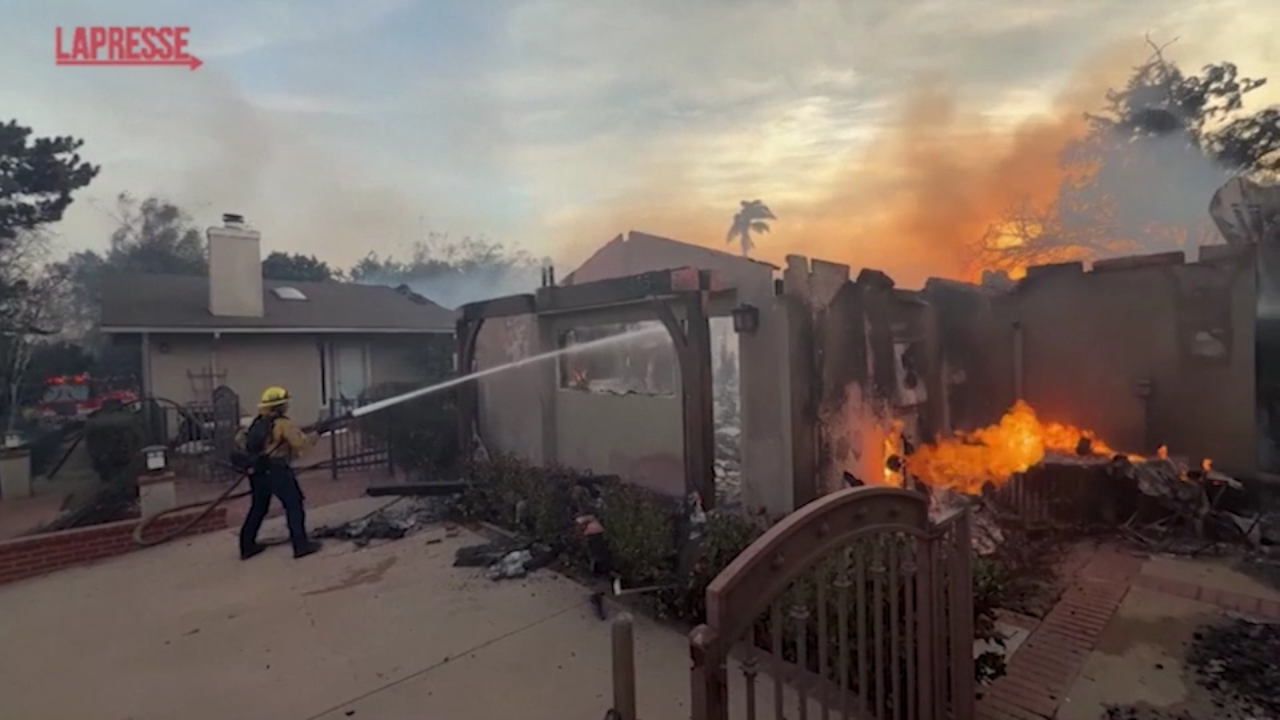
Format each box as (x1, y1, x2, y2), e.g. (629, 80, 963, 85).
(887, 439, 1264, 557)
(311, 499, 448, 547)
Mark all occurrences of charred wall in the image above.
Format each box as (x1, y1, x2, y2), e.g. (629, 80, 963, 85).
(786, 256, 945, 501)
(977, 247, 1257, 474)
(922, 280, 1015, 433)
(474, 314, 547, 463)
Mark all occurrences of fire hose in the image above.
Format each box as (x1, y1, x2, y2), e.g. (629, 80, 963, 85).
(131, 382, 444, 548)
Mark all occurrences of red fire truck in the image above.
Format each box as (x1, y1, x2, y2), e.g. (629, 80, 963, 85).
(36, 374, 140, 423)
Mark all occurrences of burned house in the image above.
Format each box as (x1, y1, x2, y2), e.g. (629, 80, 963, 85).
(461, 226, 1272, 518)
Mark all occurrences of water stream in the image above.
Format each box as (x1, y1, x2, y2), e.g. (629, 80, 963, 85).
(351, 324, 668, 417)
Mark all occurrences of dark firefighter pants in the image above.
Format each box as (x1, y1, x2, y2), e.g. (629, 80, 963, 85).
(238, 467, 310, 555)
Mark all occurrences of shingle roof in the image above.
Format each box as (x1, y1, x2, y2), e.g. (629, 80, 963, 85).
(99, 273, 457, 333)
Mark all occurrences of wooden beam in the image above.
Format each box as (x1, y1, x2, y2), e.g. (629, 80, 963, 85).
(459, 294, 537, 321)
(535, 268, 715, 313)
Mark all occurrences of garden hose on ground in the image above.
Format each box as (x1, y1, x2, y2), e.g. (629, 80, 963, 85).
(125, 377, 457, 548)
(130, 455, 343, 547)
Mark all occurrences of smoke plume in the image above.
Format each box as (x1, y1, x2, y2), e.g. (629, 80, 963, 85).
(546, 41, 1238, 288)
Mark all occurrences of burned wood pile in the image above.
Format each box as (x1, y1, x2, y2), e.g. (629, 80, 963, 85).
(976, 448, 1260, 554)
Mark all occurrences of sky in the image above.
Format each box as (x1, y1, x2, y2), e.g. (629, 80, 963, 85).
(2, 0, 1277, 285)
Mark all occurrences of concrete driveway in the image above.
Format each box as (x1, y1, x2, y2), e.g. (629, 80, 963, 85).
(0, 499, 693, 720)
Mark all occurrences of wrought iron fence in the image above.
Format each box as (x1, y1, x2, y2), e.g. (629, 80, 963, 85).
(321, 398, 394, 479)
(131, 399, 240, 483)
(116, 393, 394, 484)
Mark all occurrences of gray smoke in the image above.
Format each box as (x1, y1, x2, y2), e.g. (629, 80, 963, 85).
(355, 263, 544, 309)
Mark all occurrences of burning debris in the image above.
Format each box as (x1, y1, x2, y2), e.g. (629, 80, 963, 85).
(876, 400, 1260, 555)
(895, 400, 1138, 495)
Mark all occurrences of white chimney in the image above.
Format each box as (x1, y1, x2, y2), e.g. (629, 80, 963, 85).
(207, 213, 264, 317)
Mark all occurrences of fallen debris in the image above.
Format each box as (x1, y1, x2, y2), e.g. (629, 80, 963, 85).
(366, 480, 470, 497)
(454, 540, 557, 580)
(1115, 455, 1256, 554)
(487, 550, 533, 580)
(311, 501, 445, 547)
(453, 540, 526, 568)
(611, 578, 679, 597)
(982, 449, 1259, 556)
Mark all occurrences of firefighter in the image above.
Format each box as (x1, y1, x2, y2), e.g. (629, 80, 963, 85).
(237, 386, 323, 560)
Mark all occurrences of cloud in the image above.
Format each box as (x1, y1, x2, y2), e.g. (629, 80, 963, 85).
(1, 0, 1276, 291)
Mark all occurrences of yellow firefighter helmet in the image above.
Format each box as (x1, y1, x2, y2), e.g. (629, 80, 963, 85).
(258, 386, 291, 409)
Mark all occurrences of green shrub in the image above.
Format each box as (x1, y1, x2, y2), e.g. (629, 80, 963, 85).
(599, 481, 678, 584)
(458, 454, 1007, 686)
(658, 508, 772, 619)
(973, 555, 1010, 683)
(84, 410, 146, 482)
(358, 382, 460, 475)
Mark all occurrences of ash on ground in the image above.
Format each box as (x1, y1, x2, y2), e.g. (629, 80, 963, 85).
(1102, 706, 1203, 720)
(312, 500, 447, 547)
(1186, 618, 1280, 718)
(1236, 513, 1280, 590)
(1101, 619, 1280, 719)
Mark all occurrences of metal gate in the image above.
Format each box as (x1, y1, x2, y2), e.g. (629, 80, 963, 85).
(209, 386, 241, 482)
(689, 486, 975, 720)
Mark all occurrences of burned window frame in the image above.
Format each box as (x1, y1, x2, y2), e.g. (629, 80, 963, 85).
(1174, 265, 1235, 366)
(556, 321, 679, 397)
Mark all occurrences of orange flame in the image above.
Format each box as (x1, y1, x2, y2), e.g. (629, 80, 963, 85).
(883, 419, 905, 486)
(899, 400, 1138, 495)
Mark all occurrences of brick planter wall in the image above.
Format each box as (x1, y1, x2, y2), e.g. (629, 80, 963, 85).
(0, 508, 228, 587)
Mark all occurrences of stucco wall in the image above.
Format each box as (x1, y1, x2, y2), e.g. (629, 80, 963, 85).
(474, 315, 546, 462)
(146, 334, 216, 407)
(737, 296, 794, 512)
(553, 389, 685, 495)
(545, 309, 686, 497)
(144, 332, 438, 424)
(473, 246, 794, 509)
(986, 248, 1256, 474)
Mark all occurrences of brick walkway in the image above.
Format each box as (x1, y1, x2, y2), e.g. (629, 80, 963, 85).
(976, 545, 1280, 719)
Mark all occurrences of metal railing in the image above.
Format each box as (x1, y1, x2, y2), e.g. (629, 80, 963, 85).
(93, 395, 395, 484)
(130, 400, 240, 483)
(321, 399, 395, 480)
(687, 486, 976, 720)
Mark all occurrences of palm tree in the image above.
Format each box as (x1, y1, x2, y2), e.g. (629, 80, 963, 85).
(726, 199, 776, 258)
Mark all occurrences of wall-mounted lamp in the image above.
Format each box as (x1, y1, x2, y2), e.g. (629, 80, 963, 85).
(731, 304, 760, 334)
(142, 445, 168, 472)
(2, 430, 23, 450)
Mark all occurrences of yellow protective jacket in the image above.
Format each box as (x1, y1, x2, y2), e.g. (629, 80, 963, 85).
(235, 413, 313, 465)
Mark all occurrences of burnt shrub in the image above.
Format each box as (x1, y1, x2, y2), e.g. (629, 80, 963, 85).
(358, 382, 460, 476)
